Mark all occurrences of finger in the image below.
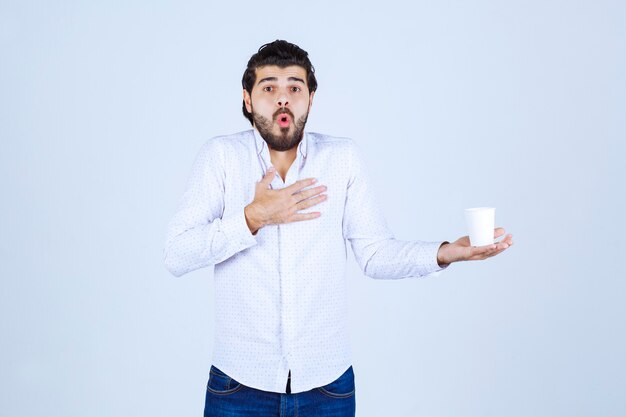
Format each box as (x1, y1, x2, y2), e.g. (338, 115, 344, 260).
(469, 244, 498, 259)
(284, 177, 317, 193)
(495, 233, 514, 246)
(296, 193, 327, 209)
(480, 241, 512, 259)
(494, 227, 505, 238)
(484, 247, 508, 259)
(496, 239, 511, 251)
(260, 167, 276, 184)
(293, 185, 327, 202)
(289, 211, 322, 222)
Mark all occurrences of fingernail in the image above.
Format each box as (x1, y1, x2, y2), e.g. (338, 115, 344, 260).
(268, 167, 275, 171)
(312, 178, 317, 183)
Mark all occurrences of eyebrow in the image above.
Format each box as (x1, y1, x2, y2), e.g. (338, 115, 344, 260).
(257, 76, 306, 86)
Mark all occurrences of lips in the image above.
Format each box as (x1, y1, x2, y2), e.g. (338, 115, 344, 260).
(277, 113, 291, 127)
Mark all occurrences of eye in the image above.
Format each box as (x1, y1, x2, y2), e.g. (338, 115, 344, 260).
(263, 86, 273, 92)
(291, 86, 301, 92)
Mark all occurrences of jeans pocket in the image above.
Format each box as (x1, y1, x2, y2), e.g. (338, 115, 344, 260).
(207, 365, 243, 395)
(317, 366, 355, 398)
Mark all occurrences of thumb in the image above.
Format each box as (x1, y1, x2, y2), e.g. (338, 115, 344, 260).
(261, 166, 276, 184)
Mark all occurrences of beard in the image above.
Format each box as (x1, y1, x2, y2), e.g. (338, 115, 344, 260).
(252, 106, 309, 152)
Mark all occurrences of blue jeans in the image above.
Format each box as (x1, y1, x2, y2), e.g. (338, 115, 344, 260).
(203, 365, 356, 417)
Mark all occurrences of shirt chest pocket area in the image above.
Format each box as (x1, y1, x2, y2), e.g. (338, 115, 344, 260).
(222, 173, 344, 225)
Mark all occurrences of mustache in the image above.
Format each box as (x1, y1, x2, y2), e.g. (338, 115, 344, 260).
(274, 109, 294, 119)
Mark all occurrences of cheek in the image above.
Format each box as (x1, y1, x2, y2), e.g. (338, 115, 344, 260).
(250, 92, 268, 104)
(295, 100, 310, 114)
(250, 101, 269, 115)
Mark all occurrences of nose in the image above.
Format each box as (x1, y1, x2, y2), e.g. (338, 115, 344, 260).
(276, 91, 289, 108)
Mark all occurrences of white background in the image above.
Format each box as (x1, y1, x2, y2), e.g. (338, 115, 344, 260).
(1, 1, 624, 416)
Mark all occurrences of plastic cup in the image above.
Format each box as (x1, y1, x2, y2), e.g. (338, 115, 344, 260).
(464, 207, 495, 247)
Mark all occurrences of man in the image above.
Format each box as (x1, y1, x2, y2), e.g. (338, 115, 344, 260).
(164, 40, 513, 417)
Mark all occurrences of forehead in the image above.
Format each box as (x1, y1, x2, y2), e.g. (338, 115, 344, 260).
(254, 65, 307, 85)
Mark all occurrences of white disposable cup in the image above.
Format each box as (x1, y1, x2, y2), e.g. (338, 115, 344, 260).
(464, 207, 495, 247)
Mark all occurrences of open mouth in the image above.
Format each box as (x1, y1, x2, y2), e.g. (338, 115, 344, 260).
(277, 114, 290, 127)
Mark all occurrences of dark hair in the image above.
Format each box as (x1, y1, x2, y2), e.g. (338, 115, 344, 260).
(241, 40, 318, 126)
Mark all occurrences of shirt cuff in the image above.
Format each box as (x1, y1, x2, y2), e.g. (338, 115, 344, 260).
(429, 240, 451, 273)
(219, 207, 258, 251)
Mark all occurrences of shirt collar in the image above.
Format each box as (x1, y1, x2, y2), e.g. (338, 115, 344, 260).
(252, 126, 309, 159)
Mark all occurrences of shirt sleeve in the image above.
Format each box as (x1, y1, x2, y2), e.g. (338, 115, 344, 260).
(163, 138, 258, 277)
(341, 140, 450, 279)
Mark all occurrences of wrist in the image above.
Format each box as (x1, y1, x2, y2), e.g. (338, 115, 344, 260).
(244, 204, 263, 235)
(437, 241, 451, 267)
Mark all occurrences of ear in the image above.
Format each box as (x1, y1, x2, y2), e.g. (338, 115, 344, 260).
(243, 89, 252, 113)
(308, 91, 315, 111)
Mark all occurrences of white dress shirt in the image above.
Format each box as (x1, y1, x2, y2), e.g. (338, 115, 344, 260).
(163, 127, 449, 394)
